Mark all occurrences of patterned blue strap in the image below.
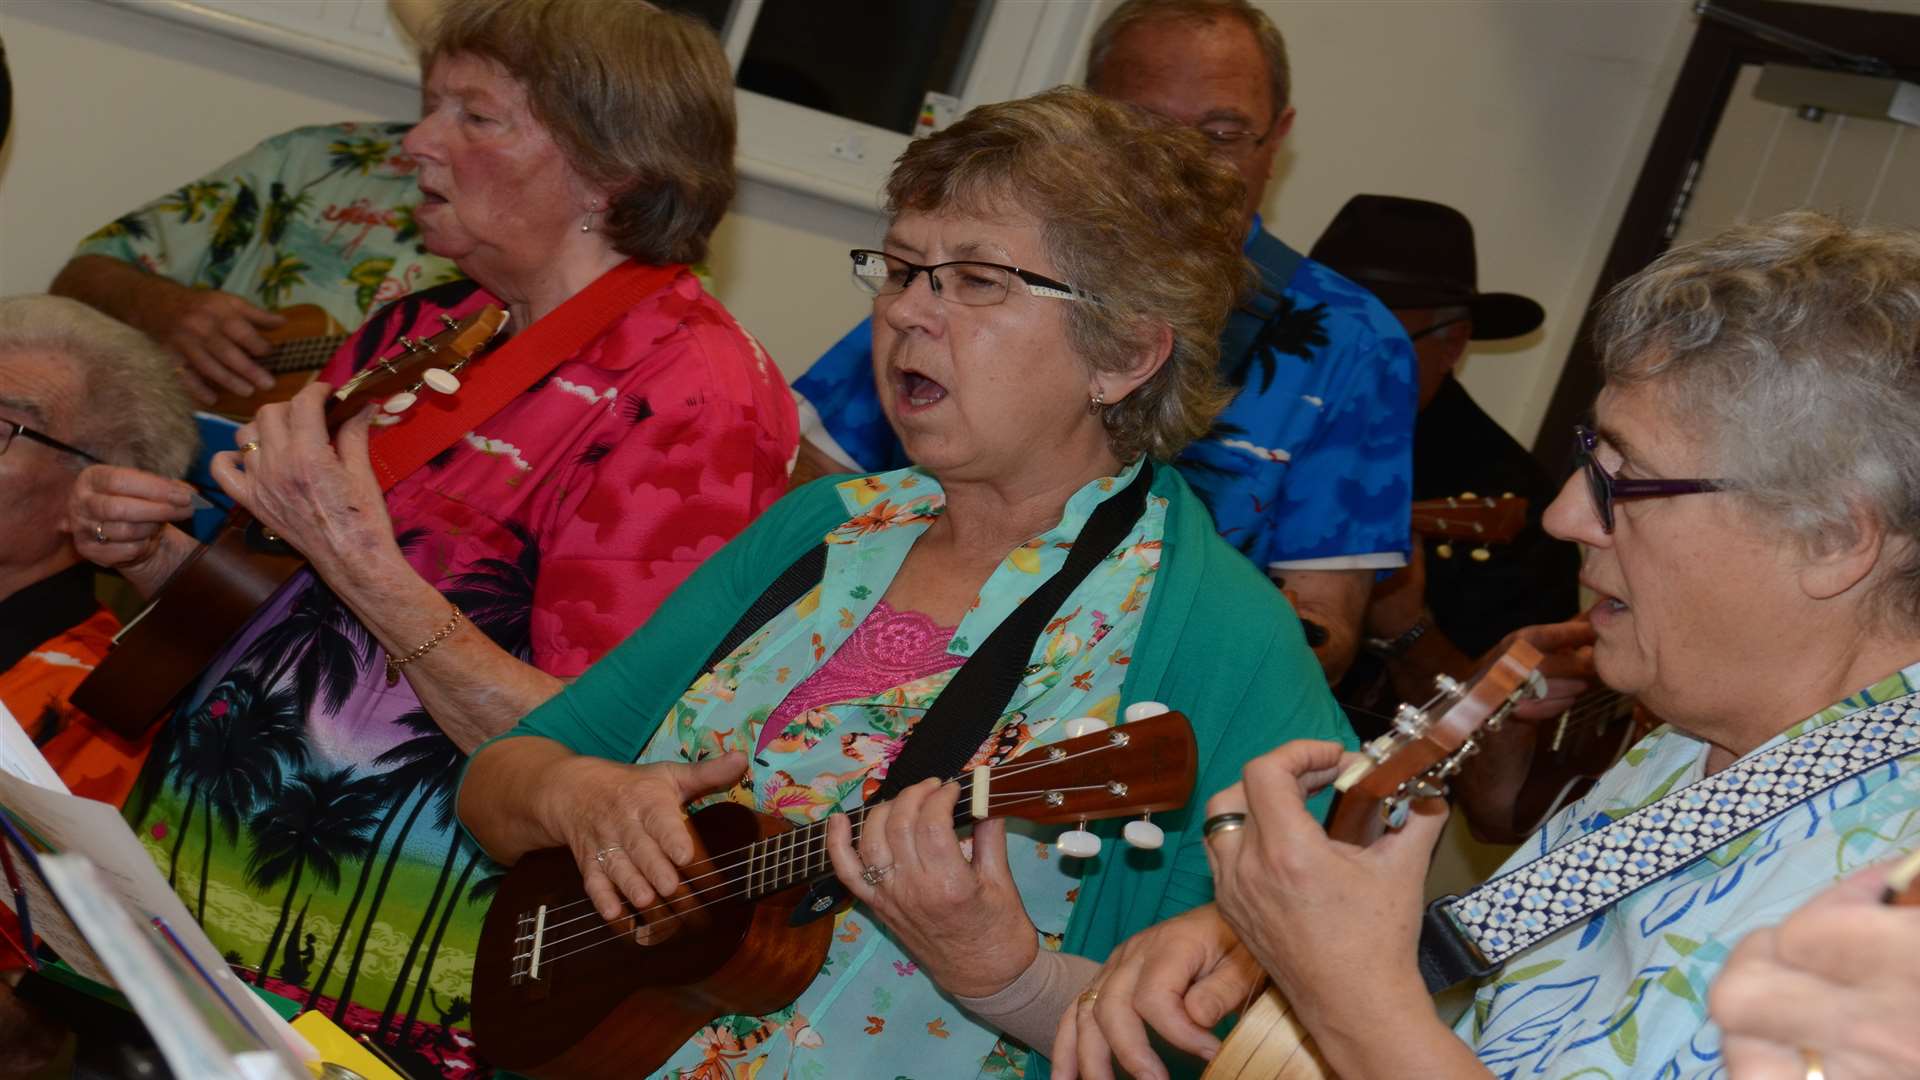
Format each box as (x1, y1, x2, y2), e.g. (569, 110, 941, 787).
(1418, 692, 1920, 990)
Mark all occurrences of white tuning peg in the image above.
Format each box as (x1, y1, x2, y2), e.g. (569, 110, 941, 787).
(1063, 716, 1108, 738)
(1057, 828, 1101, 858)
(421, 368, 461, 395)
(1122, 817, 1164, 850)
(382, 391, 417, 414)
(1123, 701, 1170, 723)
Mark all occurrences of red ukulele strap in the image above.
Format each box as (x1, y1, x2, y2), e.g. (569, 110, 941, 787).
(367, 259, 686, 491)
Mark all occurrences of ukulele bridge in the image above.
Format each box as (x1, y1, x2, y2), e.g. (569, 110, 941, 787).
(512, 904, 549, 985)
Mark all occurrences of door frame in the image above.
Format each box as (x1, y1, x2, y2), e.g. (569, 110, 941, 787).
(1531, 0, 1920, 475)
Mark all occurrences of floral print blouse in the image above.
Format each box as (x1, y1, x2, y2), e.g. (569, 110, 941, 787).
(1457, 661, 1920, 1078)
(637, 461, 1167, 1079)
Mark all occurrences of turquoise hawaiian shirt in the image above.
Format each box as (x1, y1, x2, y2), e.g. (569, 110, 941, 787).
(75, 121, 460, 331)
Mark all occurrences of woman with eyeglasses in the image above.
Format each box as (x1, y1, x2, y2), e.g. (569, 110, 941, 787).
(458, 87, 1349, 1080)
(1054, 211, 1920, 1080)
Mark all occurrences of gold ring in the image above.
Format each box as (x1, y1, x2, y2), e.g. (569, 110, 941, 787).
(1078, 988, 1099, 1007)
(239, 440, 260, 455)
(1801, 1047, 1825, 1080)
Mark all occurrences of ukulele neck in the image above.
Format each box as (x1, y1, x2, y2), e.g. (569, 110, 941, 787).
(737, 795, 985, 901)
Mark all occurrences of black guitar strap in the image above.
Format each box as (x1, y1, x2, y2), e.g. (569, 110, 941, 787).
(698, 465, 1156, 922)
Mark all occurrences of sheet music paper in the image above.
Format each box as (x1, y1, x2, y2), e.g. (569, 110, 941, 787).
(0, 700, 69, 793)
(0, 767, 314, 1065)
(38, 855, 307, 1080)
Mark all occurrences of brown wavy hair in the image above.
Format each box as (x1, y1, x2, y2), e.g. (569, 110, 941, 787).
(427, 0, 736, 265)
(885, 87, 1251, 462)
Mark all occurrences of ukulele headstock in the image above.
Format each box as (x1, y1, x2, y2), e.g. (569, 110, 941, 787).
(1411, 493, 1529, 544)
(1331, 641, 1545, 841)
(327, 306, 509, 425)
(983, 709, 1198, 825)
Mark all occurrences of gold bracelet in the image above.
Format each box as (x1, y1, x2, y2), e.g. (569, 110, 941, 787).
(385, 604, 464, 687)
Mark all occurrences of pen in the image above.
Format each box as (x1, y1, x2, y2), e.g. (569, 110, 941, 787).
(151, 915, 263, 1042)
(0, 813, 38, 971)
(356, 1032, 421, 1080)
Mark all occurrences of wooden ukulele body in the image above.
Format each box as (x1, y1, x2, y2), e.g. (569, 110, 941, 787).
(1201, 990, 1331, 1079)
(71, 518, 305, 737)
(472, 802, 834, 1079)
(204, 303, 348, 419)
(470, 710, 1201, 1079)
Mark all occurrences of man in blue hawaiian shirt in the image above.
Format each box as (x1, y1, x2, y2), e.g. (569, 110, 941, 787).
(791, 0, 1416, 682)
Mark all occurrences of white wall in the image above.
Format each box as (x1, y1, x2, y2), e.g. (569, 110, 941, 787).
(0, 0, 1710, 445)
(1251, 0, 1695, 446)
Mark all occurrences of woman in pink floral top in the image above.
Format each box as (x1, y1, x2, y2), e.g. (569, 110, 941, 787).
(66, 3, 792, 1074)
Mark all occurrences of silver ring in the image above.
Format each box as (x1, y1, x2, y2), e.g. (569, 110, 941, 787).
(860, 863, 893, 886)
(1203, 812, 1247, 839)
(593, 845, 622, 869)
(92, 523, 108, 544)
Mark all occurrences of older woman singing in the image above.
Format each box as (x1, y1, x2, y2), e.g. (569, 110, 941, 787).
(1060, 212, 1920, 1080)
(460, 87, 1351, 1079)
(65, 0, 793, 1071)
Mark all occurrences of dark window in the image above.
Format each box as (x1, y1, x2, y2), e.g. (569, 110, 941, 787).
(735, 0, 992, 135)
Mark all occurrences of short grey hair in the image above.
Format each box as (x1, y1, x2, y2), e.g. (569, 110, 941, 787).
(0, 295, 197, 477)
(885, 87, 1249, 462)
(1595, 210, 1920, 628)
(1086, 0, 1291, 116)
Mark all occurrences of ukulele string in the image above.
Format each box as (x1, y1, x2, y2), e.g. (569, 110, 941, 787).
(522, 738, 1134, 934)
(523, 782, 1120, 970)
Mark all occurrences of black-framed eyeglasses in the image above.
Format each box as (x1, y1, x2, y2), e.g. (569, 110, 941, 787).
(1, 420, 102, 466)
(849, 249, 1094, 307)
(1573, 424, 1725, 533)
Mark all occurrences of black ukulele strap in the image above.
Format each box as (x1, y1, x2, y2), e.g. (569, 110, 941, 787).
(699, 466, 1157, 923)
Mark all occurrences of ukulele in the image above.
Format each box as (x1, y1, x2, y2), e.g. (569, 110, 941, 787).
(203, 303, 351, 419)
(471, 708, 1201, 1079)
(71, 308, 508, 738)
(1202, 642, 1546, 1080)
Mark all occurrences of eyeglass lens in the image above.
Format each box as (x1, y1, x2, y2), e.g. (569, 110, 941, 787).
(1574, 426, 1615, 532)
(852, 252, 1012, 305)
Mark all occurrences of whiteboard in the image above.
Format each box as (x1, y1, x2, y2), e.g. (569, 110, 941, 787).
(97, 0, 421, 87)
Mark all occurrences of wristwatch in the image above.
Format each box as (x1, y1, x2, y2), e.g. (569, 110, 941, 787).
(1365, 615, 1431, 660)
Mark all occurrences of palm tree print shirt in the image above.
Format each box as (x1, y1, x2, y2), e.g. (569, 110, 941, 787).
(76, 122, 461, 330)
(120, 270, 798, 1077)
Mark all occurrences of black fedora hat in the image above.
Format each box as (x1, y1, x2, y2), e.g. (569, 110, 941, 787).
(1308, 195, 1544, 341)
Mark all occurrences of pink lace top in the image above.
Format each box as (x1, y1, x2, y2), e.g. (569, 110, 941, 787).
(757, 600, 962, 755)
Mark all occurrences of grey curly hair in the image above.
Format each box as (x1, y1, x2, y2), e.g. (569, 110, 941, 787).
(0, 295, 197, 478)
(1595, 210, 1920, 629)
(884, 87, 1251, 462)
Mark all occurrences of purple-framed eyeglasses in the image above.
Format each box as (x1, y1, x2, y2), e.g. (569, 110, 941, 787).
(1573, 424, 1725, 533)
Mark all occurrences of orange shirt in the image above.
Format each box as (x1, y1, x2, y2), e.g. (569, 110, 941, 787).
(0, 602, 156, 806)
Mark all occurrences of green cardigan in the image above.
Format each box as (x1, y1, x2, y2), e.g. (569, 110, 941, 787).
(478, 466, 1353, 1074)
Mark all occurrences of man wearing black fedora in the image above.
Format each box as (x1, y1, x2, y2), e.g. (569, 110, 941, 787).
(1311, 195, 1582, 757)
